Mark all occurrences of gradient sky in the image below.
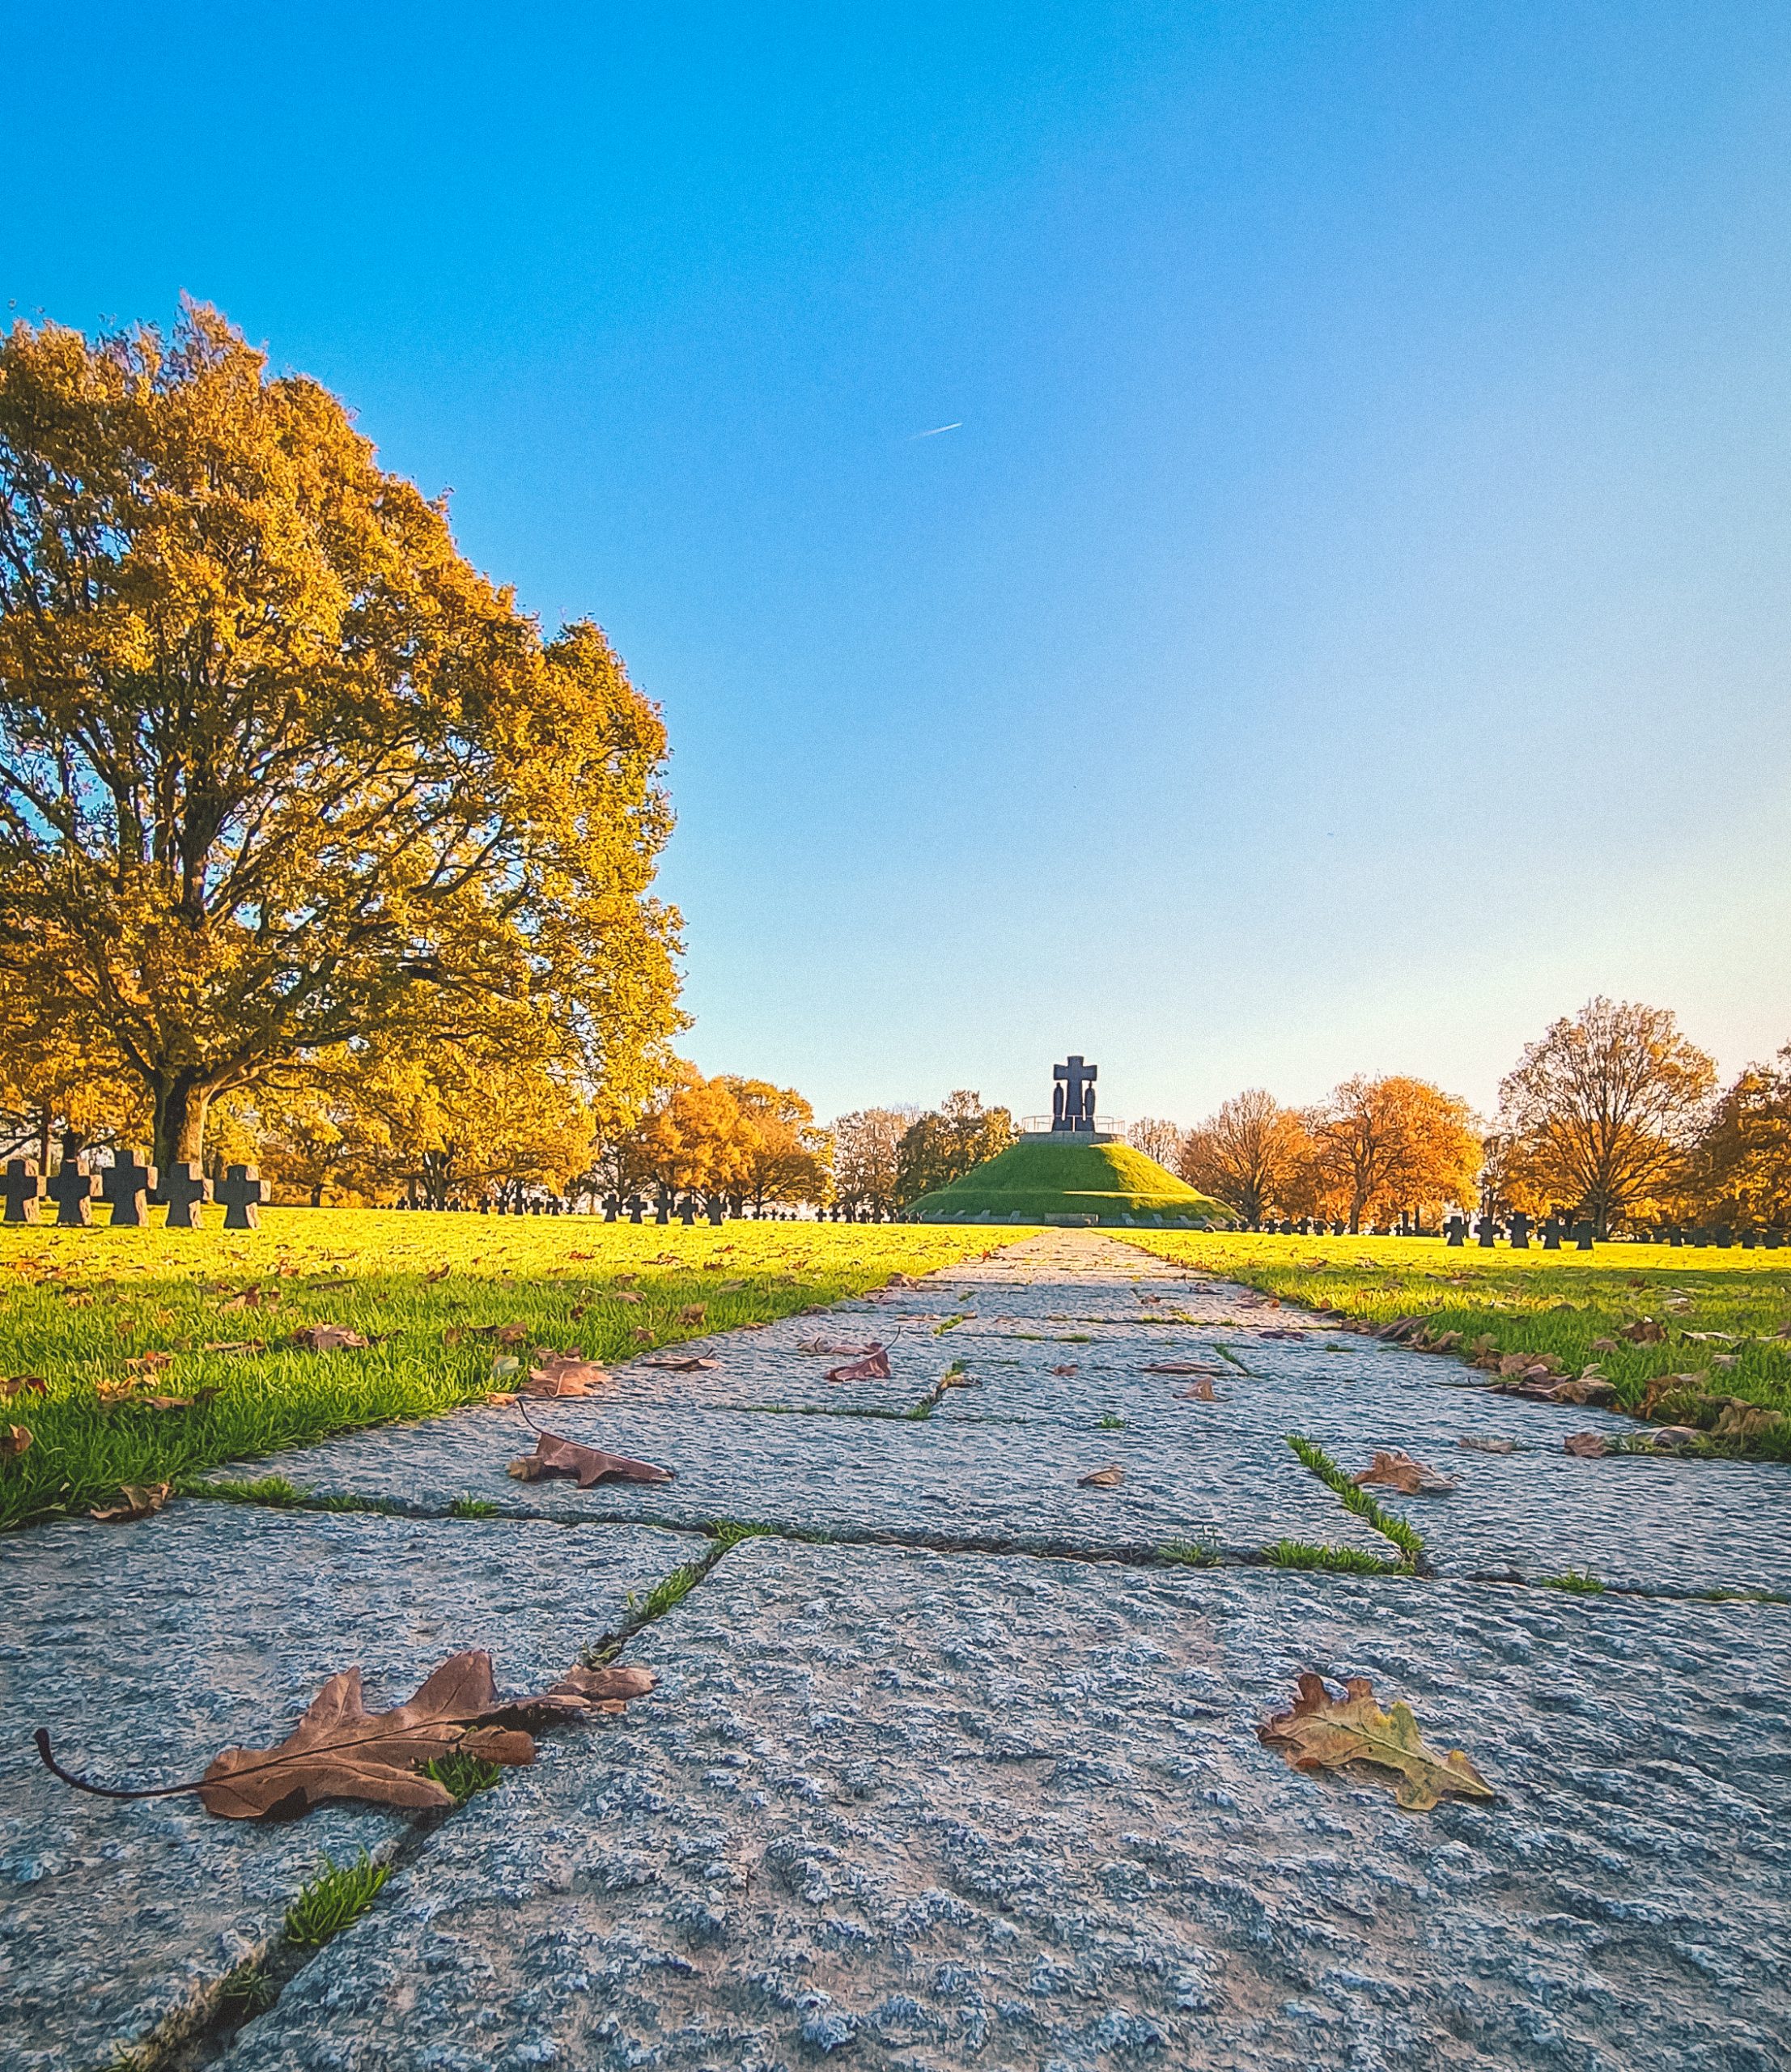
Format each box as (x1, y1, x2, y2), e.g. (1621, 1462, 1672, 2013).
(5, 1, 1789, 1128)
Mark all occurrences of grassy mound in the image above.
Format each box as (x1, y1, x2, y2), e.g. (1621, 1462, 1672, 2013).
(912, 1137, 1233, 1227)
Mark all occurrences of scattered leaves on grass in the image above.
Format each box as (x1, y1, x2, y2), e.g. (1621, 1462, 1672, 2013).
(219, 1287, 277, 1312)
(2, 1375, 46, 1399)
(202, 1340, 262, 1356)
(291, 1326, 370, 1353)
(608, 1290, 643, 1305)
(1077, 1464, 1125, 1488)
(677, 1304, 707, 1324)
(36, 1650, 658, 1821)
(1712, 1403, 1787, 1444)
(425, 1264, 451, 1283)
(1352, 1450, 1457, 1495)
(2, 1424, 32, 1457)
(1564, 1431, 1611, 1458)
(1258, 1673, 1495, 1812)
(90, 1482, 172, 1522)
(825, 1345, 892, 1382)
(639, 1355, 719, 1372)
(1176, 1378, 1218, 1401)
(508, 1432, 675, 1488)
(523, 1353, 612, 1398)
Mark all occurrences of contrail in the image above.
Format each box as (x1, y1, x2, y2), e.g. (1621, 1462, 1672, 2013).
(909, 422, 963, 439)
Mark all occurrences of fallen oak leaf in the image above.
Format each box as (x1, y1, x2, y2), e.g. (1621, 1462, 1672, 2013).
(1258, 1674, 1494, 1812)
(2, 1375, 47, 1399)
(1077, 1464, 1125, 1488)
(677, 1304, 707, 1325)
(34, 1650, 656, 1821)
(522, 1352, 613, 1398)
(508, 1432, 675, 1488)
(90, 1482, 172, 1522)
(1176, 1379, 1218, 1401)
(1050, 1363, 1079, 1376)
(2, 1424, 32, 1457)
(291, 1326, 370, 1352)
(797, 1338, 881, 1357)
(1352, 1450, 1457, 1495)
(638, 1355, 719, 1372)
(1622, 1319, 1666, 1343)
(425, 1263, 451, 1283)
(1564, 1430, 1611, 1457)
(826, 1346, 892, 1382)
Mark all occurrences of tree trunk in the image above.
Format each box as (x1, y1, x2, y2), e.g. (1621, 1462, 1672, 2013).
(37, 1104, 52, 1172)
(151, 1074, 213, 1174)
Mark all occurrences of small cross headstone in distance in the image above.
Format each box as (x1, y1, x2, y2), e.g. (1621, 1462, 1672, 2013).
(100, 1149, 158, 1228)
(1445, 1214, 1467, 1247)
(1475, 1215, 1496, 1248)
(47, 1157, 99, 1228)
(217, 1164, 268, 1229)
(2, 1158, 45, 1224)
(624, 1195, 645, 1225)
(706, 1193, 726, 1225)
(601, 1195, 619, 1222)
(654, 1195, 671, 1225)
(161, 1162, 210, 1229)
(1541, 1215, 1562, 1250)
(677, 1195, 698, 1226)
(1572, 1221, 1594, 1251)
(1508, 1211, 1531, 1250)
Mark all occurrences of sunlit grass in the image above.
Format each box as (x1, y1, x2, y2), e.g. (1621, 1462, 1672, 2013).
(0, 1209, 1021, 1529)
(1114, 1232, 1791, 1456)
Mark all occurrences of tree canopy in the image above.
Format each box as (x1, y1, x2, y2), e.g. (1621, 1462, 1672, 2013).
(895, 1091, 1016, 1205)
(0, 303, 681, 1170)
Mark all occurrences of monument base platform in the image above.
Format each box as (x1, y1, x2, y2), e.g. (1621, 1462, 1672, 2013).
(1020, 1130, 1118, 1146)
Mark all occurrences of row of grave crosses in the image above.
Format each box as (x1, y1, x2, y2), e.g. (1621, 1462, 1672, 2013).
(2, 1149, 268, 1229)
(594, 1194, 904, 1225)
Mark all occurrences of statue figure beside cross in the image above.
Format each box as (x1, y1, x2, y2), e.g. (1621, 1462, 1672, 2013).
(1050, 1055, 1097, 1134)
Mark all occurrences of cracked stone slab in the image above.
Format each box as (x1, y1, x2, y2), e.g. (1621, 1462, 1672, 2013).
(0, 1505, 692, 2072)
(206, 1399, 1391, 1559)
(221, 1538, 1791, 2072)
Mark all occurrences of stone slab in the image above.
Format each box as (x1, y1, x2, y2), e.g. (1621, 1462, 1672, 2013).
(206, 1400, 1392, 1560)
(223, 1538, 1791, 2072)
(0, 1505, 692, 2072)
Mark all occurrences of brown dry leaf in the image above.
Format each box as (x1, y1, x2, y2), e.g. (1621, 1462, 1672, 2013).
(568, 1305, 588, 1322)
(485, 1391, 520, 1406)
(1622, 1319, 1666, 1343)
(291, 1326, 370, 1352)
(136, 1389, 221, 1412)
(164, 1650, 647, 1819)
(1143, 1361, 1224, 1376)
(1589, 1336, 1620, 1353)
(1352, 1450, 1457, 1495)
(442, 1327, 465, 1347)
(609, 1291, 643, 1306)
(202, 1340, 262, 1356)
(522, 1353, 612, 1398)
(544, 1662, 658, 1715)
(1564, 1431, 1610, 1457)
(632, 1327, 655, 1344)
(1712, 1403, 1786, 1444)
(1176, 1378, 1217, 1401)
(507, 1432, 675, 1488)
(568, 1250, 595, 1260)
(425, 1264, 451, 1283)
(219, 1287, 275, 1312)
(308, 1278, 356, 1293)
(1258, 1673, 1494, 1812)
(2, 1375, 46, 1399)
(93, 1378, 142, 1404)
(91, 1482, 172, 1522)
(124, 1352, 174, 1375)
(494, 1323, 531, 1348)
(1050, 1363, 1079, 1377)
(1077, 1464, 1125, 1488)
(2, 1424, 32, 1457)
(1458, 1435, 1516, 1454)
(826, 1346, 892, 1382)
(797, 1338, 881, 1357)
(678, 1303, 707, 1325)
(639, 1355, 719, 1372)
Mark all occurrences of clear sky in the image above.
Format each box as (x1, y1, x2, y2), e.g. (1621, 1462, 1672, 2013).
(5, 1, 1789, 1128)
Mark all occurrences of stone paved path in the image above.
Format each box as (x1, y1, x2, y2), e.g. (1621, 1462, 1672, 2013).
(4, 1232, 1788, 2072)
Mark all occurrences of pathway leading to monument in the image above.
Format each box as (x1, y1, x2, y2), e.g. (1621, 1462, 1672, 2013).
(3, 1231, 1787, 2070)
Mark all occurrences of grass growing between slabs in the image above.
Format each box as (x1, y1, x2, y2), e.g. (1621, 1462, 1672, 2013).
(0, 1210, 1025, 1531)
(1114, 1231, 1791, 1458)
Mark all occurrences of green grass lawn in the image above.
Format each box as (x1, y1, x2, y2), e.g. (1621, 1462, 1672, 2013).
(0, 1211, 1025, 1531)
(912, 1137, 1232, 1225)
(1113, 1231, 1791, 1457)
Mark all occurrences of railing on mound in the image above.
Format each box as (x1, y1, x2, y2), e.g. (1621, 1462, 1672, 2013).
(1018, 1117, 1126, 1138)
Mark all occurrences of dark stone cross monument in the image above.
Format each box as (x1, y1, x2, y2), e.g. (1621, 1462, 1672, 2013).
(216, 1164, 268, 1230)
(3, 1159, 45, 1225)
(100, 1149, 157, 1228)
(1050, 1055, 1097, 1134)
(47, 1158, 98, 1228)
(1508, 1211, 1531, 1250)
(162, 1163, 211, 1229)
(1444, 1213, 1467, 1247)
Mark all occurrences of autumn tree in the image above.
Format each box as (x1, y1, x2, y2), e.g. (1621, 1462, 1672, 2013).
(896, 1090, 1016, 1204)
(1679, 1042, 1791, 1229)
(1127, 1117, 1184, 1168)
(0, 304, 681, 1174)
(830, 1106, 916, 1216)
(717, 1076, 831, 1212)
(1494, 998, 1715, 1236)
(593, 1067, 754, 1203)
(1178, 1089, 1313, 1223)
(1309, 1074, 1481, 1233)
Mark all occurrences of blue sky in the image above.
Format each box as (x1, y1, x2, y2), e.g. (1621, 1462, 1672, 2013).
(5, 1, 1789, 1127)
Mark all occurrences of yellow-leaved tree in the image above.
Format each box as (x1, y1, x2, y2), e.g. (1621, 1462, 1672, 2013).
(0, 304, 681, 1173)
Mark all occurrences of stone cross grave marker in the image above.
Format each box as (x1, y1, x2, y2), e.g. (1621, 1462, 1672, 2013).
(1572, 1221, 1594, 1251)
(706, 1194, 726, 1225)
(47, 1158, 98, 1228)
(654, 1196, 671, 1225)
(1475, 1214, 1496, 1247)
(217, 1164, 268, 1229)
(601, 1195, 619, 1222)
(1508, 1211, 1531, 1250)
(624, 1195, 645, 1224)
(2, 1158, 45, 1225)
(100, 1149, 157, 1228)
(1050, 1055, 1097, 1133)
(1445, 1213, 1467, 1246)
(1540, 1214, 1563, 1250)
(161, 1162, 211, 1229)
